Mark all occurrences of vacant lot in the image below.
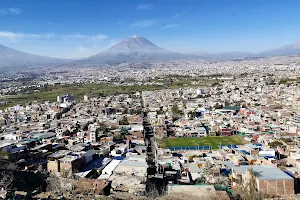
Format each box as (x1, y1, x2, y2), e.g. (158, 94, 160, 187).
(160, 135, 245, 149)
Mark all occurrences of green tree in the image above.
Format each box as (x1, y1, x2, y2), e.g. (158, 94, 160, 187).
(171, 105, 184, 116)
(268, 141, 283, 148)
(0, 151, 9, 159)
(113, 134, 125, 141)
(119, 116, 129, 125)
(214, 103, 223, 109)
(188, 111, 197, 120)
(0, 159, 17, 190)
(171, 105, 184, 122)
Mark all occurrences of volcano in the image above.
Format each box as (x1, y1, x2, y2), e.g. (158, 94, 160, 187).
(82, 35, 197, 64)
(106, 35, 166, 52)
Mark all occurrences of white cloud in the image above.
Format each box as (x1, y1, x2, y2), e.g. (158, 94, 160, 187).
(64, 33, 108, 40)
(71, 45, 104, 59)
(64, 34, 88, 39)
(0, 31, 108, 41)
(131, 20, 155, 28)
(0, 31, 54, 39)
(7, 8, 21, 15)
(0, 8, 21, 15)
(172, 12, 185, 19)
(137, 4, 152, 10)
(173, 14, 179, 19)
(94, 34, 108, 40)
(76, 46, 87, 52)
(162, 24, 179, 28)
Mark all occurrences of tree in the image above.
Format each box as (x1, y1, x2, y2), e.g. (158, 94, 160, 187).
(113, 134, 125, 141)
(0, 151, 9, 159)
(171, 105, 184, 122)
(214, 103, 223, 109)
(188, 111, 197, 120)
(157, 109, 165, 115)
(215, 177, 228, 186)
(237, 168, 267, 200)
(123, 107, 128, 114)
(96, 122, 108, 134)
(194, 175, 206, 184)
(46, 173, 62, 192)
(0, 159, 17, 190)
(224, 100, 230, 106)
(268, 141, 283, 148)
(119, 116, 129, 125)
(280, 138, 292, 143)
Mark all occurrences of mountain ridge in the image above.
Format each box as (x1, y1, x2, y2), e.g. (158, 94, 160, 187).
(0, 45, 68, 69)
(2, 36, 300, 68)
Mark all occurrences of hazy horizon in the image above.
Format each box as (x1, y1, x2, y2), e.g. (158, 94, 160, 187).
(1, 0, 300, 58)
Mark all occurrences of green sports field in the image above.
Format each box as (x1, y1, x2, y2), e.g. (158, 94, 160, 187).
(160, 135, 245, 149)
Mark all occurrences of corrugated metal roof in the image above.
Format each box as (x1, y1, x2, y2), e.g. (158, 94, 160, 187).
(233, 165, 293, 180)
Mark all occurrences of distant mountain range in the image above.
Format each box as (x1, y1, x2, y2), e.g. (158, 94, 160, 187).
(190, 41, 300, 60)
(1, 36, 300, 68)
(189, 51, 254, 60)
(260, 40, 300, 57)
(0, 44, 67, 69)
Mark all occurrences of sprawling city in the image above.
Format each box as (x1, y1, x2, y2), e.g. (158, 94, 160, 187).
(1, 0, 300, 199)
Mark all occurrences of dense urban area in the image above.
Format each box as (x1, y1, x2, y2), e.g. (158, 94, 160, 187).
(1, 56, 300, 199)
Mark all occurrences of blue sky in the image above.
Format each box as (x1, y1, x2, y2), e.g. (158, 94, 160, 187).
(1, 0, 300, 58)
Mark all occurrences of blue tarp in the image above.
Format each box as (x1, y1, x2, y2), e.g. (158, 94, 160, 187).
(221, 168, 231, 176)
(113, 156, 125, 160)
(241, 150, 250, 155)
(172, 153, 183, 158)
(264, 155, 275, 159)
(169, 146, 211, 151)
(219, 144, 238, 148)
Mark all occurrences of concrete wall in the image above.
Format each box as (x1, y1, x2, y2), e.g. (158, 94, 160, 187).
(47, 160, 60, 173)
(60, 158, 84, 175)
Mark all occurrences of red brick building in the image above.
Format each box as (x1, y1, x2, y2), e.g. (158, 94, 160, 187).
(220, 128, 232, 136)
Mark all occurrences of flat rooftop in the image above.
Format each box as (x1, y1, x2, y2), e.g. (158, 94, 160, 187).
(233, 165, 293, 180)
(59, 155, 80, 162)
(48, 150, 71, 159)
(119, 160, 148, 168)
